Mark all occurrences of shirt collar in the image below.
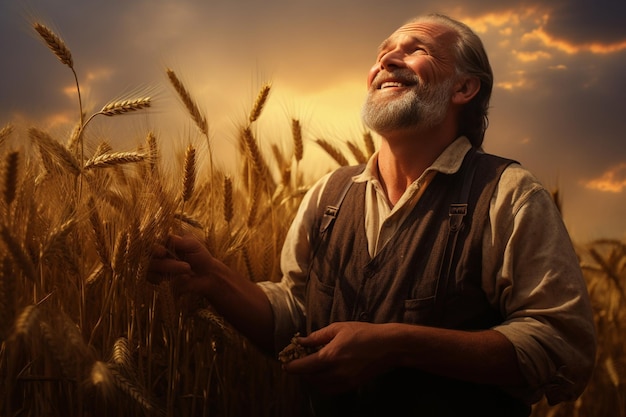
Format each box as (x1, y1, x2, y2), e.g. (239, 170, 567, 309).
(354, 136, 473, 184)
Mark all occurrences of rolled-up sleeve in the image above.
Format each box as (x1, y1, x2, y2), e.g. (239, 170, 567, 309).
(485, 165, 596, 404)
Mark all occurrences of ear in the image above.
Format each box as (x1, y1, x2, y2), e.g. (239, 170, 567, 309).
(451, 76, 480, 105)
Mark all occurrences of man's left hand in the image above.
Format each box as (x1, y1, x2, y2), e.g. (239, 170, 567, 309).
(282, 322, 394, 394)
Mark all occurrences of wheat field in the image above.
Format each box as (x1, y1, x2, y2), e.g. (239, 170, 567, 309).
(0, 23, 624, 417)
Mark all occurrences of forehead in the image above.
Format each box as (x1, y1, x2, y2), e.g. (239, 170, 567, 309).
(378, 21, 458, 53)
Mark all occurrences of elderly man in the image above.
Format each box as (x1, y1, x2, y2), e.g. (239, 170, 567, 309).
(150, 13, 596, 417)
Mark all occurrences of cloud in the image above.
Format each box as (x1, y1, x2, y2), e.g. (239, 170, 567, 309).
(543, 0, 626, 45)
(523, 27, 626, 55)
(583, 163, 626, 193)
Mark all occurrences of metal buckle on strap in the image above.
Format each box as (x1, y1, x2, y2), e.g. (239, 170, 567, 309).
(449, 203, 467, 232)
(320, 205, 339, 233)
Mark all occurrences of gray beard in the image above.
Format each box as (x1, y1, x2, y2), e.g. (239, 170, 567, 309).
(361, 76, 454, 134)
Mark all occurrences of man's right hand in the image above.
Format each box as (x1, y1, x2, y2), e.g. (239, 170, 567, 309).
(147, 234, 215, 296)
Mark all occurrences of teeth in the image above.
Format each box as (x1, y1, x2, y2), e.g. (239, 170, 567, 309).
(381, 81, 404, 89)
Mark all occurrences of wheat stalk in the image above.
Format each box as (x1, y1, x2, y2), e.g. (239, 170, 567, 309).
(271, 144, 292, 187)
(246, 181, 260, 227)
(167, 68, 208, 137)
(3, 150, 19, 206)
(249, 82, 272, 123)
(99, 98, 151, 116)
(157, 280, 178, 330)
(0, 257, 16, 340)
(33, 23, 73, 69)
(84, 152, 146, 170)
(315, 138, 350, 166)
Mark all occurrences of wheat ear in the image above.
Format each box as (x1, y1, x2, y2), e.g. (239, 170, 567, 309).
(0, 226, 37, 283)
(241, 127, 269, 176)
(40, 218, 76, 262)
(88, 198, 111, 266)
(146, 132, 159, 173)
(166, 68, 209, 136)
(0, 124, 13, 147)
(90, 360, 115, 394)
(33, 23, 73, 69)
(363, 131, 376, 157)
(182, 144, 196, 203)
(3, 151, 19, 206)
(249, 82, 272, 123)
(110, 366, 157, 414)
(11, 304, 39, 339)
(99, 98, 151, 116)
(346, 141, 367, 164)
(292, 118, 304, 162)
(223, 175, 233, 224)
(110, 337, 134, 372)
(315, 138, 350, 166)
(246, 180, 260, 227)
(84, 152, 146, 170)
(29, 127, 81, 176)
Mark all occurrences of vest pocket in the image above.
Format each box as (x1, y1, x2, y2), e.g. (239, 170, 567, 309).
(403, 296, 436, 324)
(305, 271, 336, 332)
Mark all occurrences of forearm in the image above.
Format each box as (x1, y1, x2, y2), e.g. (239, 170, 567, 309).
(203, 260, 276, 354)
(383, 323, 525, 386)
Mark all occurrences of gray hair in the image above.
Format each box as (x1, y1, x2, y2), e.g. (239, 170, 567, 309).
(409, 13, 493, 148)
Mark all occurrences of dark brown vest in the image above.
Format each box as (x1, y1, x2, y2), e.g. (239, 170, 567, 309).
(304, 150, 530, 417)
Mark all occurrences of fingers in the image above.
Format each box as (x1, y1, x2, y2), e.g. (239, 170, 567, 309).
(283, 349, 356, 395)
(283, 350, 328, 374)
(297, 326, 337, 347)
(166, 234, 203, 255)
(148, 257, 192, 276)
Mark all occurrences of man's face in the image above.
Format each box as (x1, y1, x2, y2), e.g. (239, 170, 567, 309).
(361, 21, 459, 134)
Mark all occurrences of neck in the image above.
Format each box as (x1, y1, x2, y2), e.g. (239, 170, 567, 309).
(375, 121, 458, 206)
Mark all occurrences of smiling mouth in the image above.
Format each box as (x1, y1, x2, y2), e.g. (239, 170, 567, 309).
(380, 81, 406, 89)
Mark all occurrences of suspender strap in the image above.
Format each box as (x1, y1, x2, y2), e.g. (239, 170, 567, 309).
(317, 165, 364, 234)
(434, 148, 479, 319)
(310, 165, 364, 261)
(320, 178, 355, 233)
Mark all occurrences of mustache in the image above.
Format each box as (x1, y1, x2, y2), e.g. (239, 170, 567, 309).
(370, 69, 421, 89)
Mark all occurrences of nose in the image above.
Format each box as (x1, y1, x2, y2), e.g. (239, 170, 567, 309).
(379, 47, 405, 71)
(366, 45, 406, 88)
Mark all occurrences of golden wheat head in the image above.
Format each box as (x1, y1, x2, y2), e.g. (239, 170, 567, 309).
(99, 98, 151, 116)
(33, 23, 74, 69)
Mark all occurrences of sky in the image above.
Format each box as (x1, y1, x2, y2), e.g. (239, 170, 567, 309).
(1, 0, 625, 243)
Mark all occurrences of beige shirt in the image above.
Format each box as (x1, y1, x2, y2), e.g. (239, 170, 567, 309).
(259, 137, 596, 404)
